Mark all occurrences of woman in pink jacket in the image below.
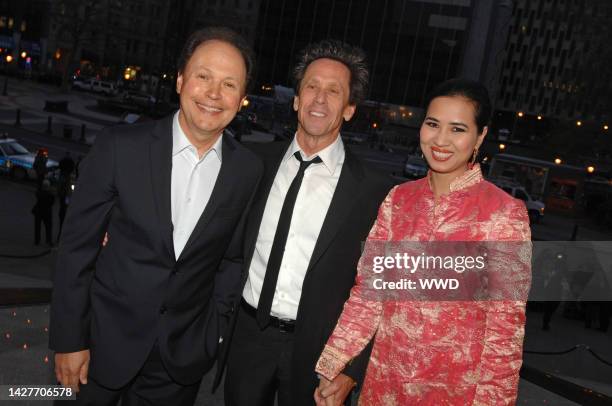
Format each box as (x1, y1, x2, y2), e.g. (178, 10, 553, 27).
(315, 79, 531, 405)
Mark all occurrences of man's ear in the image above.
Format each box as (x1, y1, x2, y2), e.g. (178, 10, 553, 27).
(238, 96, 247, 111)
(293, 95, 299, 112)
(176, 72, 183, 94)
(343, 104, 356, 122)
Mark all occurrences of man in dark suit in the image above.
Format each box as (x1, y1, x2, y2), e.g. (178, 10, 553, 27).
(49, 27, 262, 406)
(220, 40, 393, 406)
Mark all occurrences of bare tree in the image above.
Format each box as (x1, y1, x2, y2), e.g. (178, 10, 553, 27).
(51, 0, 104, 92)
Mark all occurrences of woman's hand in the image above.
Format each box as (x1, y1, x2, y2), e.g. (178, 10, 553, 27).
(314, 374, 356, 406)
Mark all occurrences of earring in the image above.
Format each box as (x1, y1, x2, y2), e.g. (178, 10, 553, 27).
(469, 149, 478, 169)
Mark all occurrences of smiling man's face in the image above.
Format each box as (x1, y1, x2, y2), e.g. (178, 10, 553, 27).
(176, 40, 246, 148)
(293, 58, 356, 147)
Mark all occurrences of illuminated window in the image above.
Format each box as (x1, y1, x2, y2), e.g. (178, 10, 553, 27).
(8, 17, 13, 29)
(20, 20, 26, 32)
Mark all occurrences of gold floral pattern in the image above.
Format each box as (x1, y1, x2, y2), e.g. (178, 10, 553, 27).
(315, 165, 532, 405)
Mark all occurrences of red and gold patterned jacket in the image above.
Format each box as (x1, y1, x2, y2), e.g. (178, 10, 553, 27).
(316, 165, 532, 406)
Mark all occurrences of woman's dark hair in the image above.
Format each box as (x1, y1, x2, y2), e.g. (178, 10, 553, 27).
(424, 78, 492, 133)
(177, 26, 255, 93)
(293, 39, 369, 105)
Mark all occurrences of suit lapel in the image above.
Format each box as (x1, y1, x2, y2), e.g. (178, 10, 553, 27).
(306, 149, 364, 273)
(149, 116, 175, 260)
(178, 133, 237, 261)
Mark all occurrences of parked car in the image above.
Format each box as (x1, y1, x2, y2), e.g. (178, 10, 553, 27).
(403, 155, 428, 179)
(0, 137, 59, 180)
(490, 179, 545, 223)
(72, 78, 117, 95)
(91, 80, 118, 95)
(71, 77, 91, 91)
(121, 91, 156, 108)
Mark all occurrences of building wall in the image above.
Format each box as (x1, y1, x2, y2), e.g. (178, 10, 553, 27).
(195, 0, 260, 46)
(496, 0, 611, 121)
(0, 0, 47, 69)
(253, 0, 482, 106)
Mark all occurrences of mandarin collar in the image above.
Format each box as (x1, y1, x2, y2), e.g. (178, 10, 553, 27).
(426, 164, 484, 194)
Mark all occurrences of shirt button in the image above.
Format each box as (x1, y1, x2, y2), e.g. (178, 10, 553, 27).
(160, 306, 167, 314)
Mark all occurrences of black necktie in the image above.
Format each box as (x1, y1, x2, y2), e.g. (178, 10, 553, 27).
(256, 151, 323, 328)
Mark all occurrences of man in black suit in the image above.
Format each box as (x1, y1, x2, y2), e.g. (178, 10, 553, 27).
(220, 40, 393, 406)
(50, 27, 262, 406)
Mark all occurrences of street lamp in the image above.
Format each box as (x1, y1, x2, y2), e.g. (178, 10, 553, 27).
(576, 120, 582, 127)
(517, 111, 524, 117)
(242, 99, 249, 107)
(5, 55, 12, 63)
(587, 165, 595, 174)
(604, 124, 609, 131)
(20, 51, 26, 59)
(554, 158, 562, 165)
(499, 143, 506, 151)
(537, 115, 542, 120)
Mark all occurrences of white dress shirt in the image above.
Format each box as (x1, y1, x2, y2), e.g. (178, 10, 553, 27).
(171, 112, 222, 259)
(243, 135, 345, 320)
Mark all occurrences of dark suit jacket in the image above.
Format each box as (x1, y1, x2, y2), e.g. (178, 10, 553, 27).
(49, 115, 263, 389)
(215, 140, 393, 404)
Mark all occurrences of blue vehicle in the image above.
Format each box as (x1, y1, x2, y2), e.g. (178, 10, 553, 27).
(0, 137, 59, 180)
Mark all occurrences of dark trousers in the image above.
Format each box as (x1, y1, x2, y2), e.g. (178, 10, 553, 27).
(542, 301, 560, 330)
(55, 344, 201, 406)
(34, 214, 52, 245)
(225, 307, 295, 406)
(57, 200, 68, 241)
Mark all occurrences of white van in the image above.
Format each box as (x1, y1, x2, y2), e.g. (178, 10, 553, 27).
(74, 79, 117, 95)
(491, 179, 545, 223)
(90, 80, 117, 95)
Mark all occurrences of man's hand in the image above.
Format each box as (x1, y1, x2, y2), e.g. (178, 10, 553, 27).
(314, 373, 356, 406)
(314, 376, 335, 406)
(55, 350, 90, 392)
(102, 232, 108, 247)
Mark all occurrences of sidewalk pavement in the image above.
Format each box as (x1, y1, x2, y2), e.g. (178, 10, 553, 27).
(0, 79, 120, 146)
(531, 212, 612, 241)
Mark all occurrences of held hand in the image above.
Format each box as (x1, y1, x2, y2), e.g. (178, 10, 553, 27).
(315, 373, 355, 406)
(55, 350, 90, 392)
(314, 377, 334, 406)
(102, 232, 108, 247)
